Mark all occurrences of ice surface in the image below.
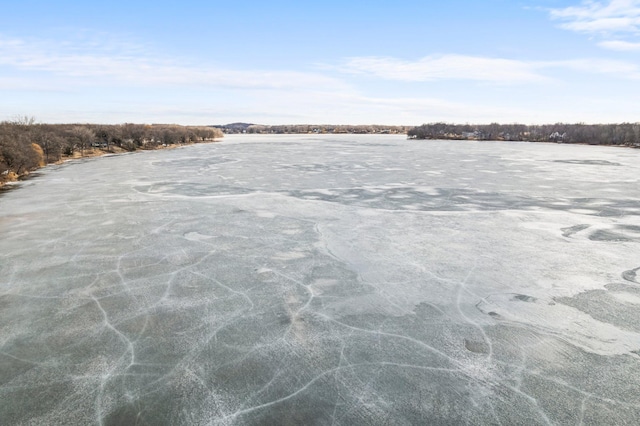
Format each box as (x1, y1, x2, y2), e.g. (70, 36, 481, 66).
(1, 134, 640, 425)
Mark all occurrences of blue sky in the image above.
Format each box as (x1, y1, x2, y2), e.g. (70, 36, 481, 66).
(1, 0, 639, 125)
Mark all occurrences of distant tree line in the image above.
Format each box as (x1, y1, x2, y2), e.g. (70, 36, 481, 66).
(0, 118, 223, 184)
(407, 122, 640, 147)
(215, 123, 410, 134)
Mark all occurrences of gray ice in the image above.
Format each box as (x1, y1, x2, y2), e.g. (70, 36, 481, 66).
(1, 134, 640, 425)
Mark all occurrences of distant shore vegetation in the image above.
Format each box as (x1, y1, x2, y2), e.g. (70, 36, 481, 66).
(214, 123, 411, 134)
(214, 121, 640, 148)
(408, 122, 640, 147)
(0, 117, 223, 186)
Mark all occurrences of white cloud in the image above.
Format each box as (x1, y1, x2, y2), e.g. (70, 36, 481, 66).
(550, 0, 640, 34)
(0, 34, 349, 92)
(598, 39, 640, 49)
(546, 57, 640, 78)
(340, 55, 547, 84)
(340, 55, 640, 83)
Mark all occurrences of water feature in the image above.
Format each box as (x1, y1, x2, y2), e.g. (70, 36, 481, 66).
(2, 134, 640, 424)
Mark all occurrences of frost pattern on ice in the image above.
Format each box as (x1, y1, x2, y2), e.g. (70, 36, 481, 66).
(1, 135, 640, 425)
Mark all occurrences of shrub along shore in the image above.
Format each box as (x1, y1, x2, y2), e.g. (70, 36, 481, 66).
(0, 119, 223, 186)
(407, 122, 640, 147)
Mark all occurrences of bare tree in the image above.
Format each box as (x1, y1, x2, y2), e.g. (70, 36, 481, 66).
(71, 126, 94, 156)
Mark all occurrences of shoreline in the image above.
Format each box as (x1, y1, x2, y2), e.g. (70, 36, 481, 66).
(410, 137, 640, 149)
(0, 139, 222, 190)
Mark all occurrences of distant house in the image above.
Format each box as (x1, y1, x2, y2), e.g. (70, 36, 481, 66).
(462, 131, 482, 139)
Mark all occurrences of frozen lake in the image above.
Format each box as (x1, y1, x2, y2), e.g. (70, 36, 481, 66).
(1, 134, 640, 424)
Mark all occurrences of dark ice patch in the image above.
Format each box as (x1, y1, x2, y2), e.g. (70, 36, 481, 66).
(464, 338, 489, 354)
(622, 267, 639, 284)
(589, 230, 633, 242)
(561, 224, 590, 238)
(512, 294, 537, 303)
(552, 159, 621, 166)
(557, 288, 640, 333)
(285, 187, 640, 216)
